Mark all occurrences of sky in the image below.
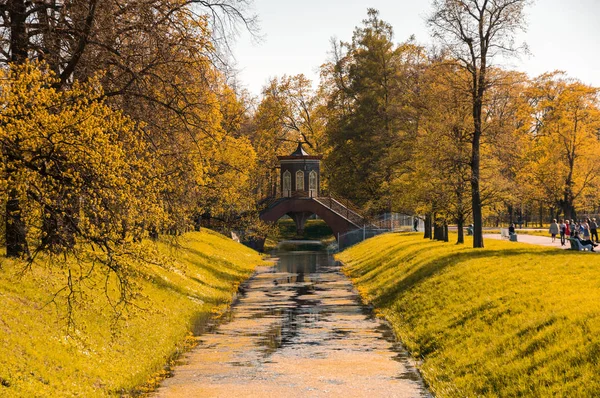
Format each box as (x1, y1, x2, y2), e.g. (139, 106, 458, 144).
(231, 0, 600, 97)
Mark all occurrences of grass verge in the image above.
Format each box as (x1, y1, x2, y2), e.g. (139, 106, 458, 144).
(0, 229, 264, 397)
(338, 232, 600, 396)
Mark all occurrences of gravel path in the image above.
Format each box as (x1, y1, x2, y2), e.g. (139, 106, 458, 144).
(483, 233, 598, 251)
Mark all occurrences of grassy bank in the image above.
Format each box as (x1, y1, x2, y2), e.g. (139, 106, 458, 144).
(0, 230, 263, 397)
(338, 233, 600, 396)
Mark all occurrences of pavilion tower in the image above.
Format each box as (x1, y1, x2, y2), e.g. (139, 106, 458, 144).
(278, 142, 322, 198)
(277, 143, 322, 235)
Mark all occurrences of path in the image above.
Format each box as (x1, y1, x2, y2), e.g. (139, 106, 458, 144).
(484, 233, 596, 251)
(154, 250, 429, 397)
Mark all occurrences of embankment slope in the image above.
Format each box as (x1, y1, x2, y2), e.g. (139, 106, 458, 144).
(0, 230, 263, 397)
(339, 233, 600, 396)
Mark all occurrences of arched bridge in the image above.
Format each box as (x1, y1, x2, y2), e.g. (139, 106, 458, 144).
(261, 142, 368, 242)
(259, 194, 367, 240)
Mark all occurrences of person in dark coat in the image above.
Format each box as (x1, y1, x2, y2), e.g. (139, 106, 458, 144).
(559, 220, 567, 246)
(590, 218, 599, 243)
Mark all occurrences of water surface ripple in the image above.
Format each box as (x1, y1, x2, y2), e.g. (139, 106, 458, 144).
(155, 248, 430, 397)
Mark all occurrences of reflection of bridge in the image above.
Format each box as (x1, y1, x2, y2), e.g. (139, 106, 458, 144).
(259, 143, 368, 241)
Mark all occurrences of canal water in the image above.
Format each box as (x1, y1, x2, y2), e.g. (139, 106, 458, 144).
(155, 243, 430, 397)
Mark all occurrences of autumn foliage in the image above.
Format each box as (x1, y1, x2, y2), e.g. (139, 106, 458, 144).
(1, 63, 164, 253)
(252, 7, 600, 246)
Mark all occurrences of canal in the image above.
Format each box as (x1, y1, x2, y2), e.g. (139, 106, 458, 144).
(155, 242, 430, 397)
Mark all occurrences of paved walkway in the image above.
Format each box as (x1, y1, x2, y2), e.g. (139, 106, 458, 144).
(484, 233, 598, 251)
(154, 251, 429, 398)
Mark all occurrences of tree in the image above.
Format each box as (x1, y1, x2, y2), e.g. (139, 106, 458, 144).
(0, 0, 258, 255)
(250, 74, 327, 200)
(322, 8, 422, 211)
(392, 58, 473, 244)
(262, 74, 326, 151)
(520, 74, 600, 219)
(428, 0, 531, 248)
(0, 63, 166, 314)
(422, 61, 472, 244)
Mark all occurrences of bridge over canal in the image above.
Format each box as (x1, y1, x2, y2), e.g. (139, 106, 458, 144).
(259, 143, 369, 241)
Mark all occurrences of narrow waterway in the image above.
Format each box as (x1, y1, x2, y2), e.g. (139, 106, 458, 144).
(155, 243, 429, 397)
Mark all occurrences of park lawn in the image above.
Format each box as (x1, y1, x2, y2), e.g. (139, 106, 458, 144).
(0, 230, 264, 397)
(338, 232, 600, 397)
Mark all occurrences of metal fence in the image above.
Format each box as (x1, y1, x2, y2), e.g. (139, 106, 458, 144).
(337, 213, 422, 251)
(371, 213, 423, 232)
(337, 227, 390, 251)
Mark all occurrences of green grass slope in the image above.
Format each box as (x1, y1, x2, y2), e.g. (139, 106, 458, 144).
(338, 233, 600, 397)
(0, 230, 263, 397)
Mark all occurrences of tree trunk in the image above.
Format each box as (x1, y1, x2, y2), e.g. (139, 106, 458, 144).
(40, 194, 79, 252)
(6, 189, 28, 257)
(433, 215, 445, 241)
(423, 213, 432, 239)
(9, 0, 28, 63)
(562, 201, 572, 220)
(433, 224, 442, 240)
(444, 223, 449, 242)
(471, 73, 484, 248)
(471, 133, 484, 248)
(457, 215, 464, 244)
(5, 0, 29, 258)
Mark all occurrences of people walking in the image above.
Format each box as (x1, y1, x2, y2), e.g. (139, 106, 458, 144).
(583, 219, 591, 240)
(559, 220, 567, 246)
(591, 218, 599, 243)
(549, 219, 559, 243)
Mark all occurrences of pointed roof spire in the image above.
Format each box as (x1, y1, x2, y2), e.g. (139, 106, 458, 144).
(290, 142, 309, 156)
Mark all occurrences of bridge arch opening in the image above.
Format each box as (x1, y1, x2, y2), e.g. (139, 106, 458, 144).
(265, 214, 334, 249)
(260, 197, 362, 242)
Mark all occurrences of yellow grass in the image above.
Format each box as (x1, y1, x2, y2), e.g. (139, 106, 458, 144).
(0, 230, 264, 397)
(338, 232, 600, 397)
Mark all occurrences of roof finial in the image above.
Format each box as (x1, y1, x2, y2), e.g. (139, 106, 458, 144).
(290, 141, 309, 156)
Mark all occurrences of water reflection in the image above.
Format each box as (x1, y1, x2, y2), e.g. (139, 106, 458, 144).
(275, 251, 320, 274)
(156, 241, 430, 397)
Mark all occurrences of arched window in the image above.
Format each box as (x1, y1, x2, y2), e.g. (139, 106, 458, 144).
(283, 170, 291, 197)
(296, 170, 304, 192)
(309, 170, 318, 197)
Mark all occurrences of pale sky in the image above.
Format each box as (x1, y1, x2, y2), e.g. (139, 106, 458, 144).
(231, 0, 600, 97)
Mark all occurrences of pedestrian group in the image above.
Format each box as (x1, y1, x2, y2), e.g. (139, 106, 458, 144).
(555, 218, 599, 251)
